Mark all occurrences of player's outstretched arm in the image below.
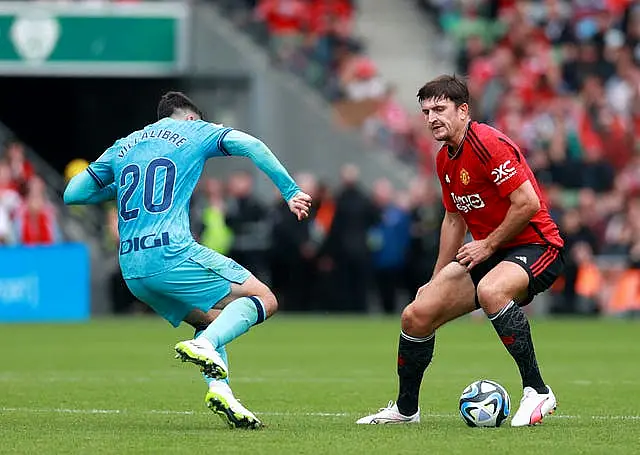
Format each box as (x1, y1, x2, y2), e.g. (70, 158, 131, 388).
(63, 170, 116, 205)
(222, 130, 311, 219)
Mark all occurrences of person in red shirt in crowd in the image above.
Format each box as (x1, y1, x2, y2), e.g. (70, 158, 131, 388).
(0, 161, 21, 244)
(306, 0, 354, 38)
(255, 0, 307, 62)
(14, 175, 58, 245)
(357, 75, 565, 427)
(3, 139, 34, 195)
(0, 160, 21, 209)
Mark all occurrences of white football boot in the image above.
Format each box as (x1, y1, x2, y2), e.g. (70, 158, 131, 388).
(511, 385, 557, 427)
(205, 382, 262, 429)
(174, 338, 228, 379)
(356, 401, 420, 424)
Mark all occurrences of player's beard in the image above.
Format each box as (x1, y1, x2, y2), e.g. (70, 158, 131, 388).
(431, 125, 449, 142)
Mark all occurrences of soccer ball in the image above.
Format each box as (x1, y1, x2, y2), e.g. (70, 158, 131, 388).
(459, 380, 510, 427)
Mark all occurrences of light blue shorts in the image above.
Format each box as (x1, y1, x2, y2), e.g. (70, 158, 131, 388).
(125, 248, 251, 327)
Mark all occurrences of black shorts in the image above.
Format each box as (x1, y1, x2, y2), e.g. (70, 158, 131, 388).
(468, 244, 565, 308)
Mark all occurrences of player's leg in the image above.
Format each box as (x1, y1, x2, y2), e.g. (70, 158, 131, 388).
(192, 274, 276, 351)
(174, 252, 277, 430)
(173, 248, 273, 377)
(181, 307, 261, 429)
(126, 262, 261, 429)
(356, 261, 477, 424)
(476, 245, 564, 426)
(186, 314, 230, 385)
(168, 261, 266, 429)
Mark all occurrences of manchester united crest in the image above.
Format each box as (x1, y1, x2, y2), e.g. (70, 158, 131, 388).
(460, 168, 470, 185)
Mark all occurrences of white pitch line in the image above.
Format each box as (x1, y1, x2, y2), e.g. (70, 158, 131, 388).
(1, 407, 639, 421)
(0, 407, 348, 418)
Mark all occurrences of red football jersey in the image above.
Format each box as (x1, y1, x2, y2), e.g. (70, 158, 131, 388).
(436, 121, 564, 249)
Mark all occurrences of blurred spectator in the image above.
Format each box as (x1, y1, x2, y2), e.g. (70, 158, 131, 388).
(340, 56, 386, 101)
(616, 149, 640, 195)
(0, 206, 11, 246)
(13, 176, 59, 245)
(363, 85, 414, 162)
(269, 172, 319, 311)
(64, 158, 89, 183)
(200, 178, 234, 255)
(319, 164, 379, 312)
(605, 266, 640, 317)
(0, 161, 21, 245)
(403, 176, 443, 296)
(104, 204, 140, 314)
(554, 208, 598, 314)
(571, 241, 603, 315)
(2, 139, 33, 195)
(255, 0, 307, 65)
(369, 178, 410, 314)
(602, 190, 632, 254)
(226, 170, 269, 279)
(311, 180, 339, 307)
(313, 180, 336, 242)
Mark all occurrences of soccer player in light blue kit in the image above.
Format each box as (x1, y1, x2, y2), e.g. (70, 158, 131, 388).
(64, 92, 312, 429)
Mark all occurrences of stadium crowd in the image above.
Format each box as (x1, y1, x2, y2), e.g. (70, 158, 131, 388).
(201, 0, 640, 316)
(2, 0, 640, 317)
(417, 0, 640, 317)
(0, 139, 60, 246)
(106, 0, 640, 317)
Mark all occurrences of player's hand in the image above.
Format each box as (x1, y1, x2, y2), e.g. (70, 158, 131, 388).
(456, 240, 494, 272)
(288, 191, 312, 221)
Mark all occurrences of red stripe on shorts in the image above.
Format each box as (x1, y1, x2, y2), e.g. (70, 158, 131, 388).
(531, 247, 560, 277)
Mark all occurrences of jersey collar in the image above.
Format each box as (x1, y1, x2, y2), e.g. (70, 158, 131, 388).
(447, 121, 471, 160)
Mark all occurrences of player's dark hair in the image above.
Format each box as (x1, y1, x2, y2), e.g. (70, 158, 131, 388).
(416, 74, 469, 107)
(157, 91, 204, 120)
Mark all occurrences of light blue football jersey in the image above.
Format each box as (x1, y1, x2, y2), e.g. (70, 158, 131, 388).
(88, 118, 234, 279)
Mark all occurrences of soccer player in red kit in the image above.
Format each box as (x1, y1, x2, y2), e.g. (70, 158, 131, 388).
(357, 75, 564, 427)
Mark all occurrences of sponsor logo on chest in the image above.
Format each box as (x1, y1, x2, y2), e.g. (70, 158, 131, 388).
(450, 192, 485, 213)
(446, 166, 485, 213)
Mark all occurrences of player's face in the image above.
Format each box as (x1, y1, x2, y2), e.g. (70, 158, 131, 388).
(421, 97, 468, 143)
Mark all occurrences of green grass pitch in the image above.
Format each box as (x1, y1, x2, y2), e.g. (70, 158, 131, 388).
(0, 315, 638, 454)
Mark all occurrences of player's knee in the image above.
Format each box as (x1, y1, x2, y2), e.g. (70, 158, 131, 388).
(259, 289, 278, 318)
(401, 303, 434, 337)
(476, 280, 505, 311)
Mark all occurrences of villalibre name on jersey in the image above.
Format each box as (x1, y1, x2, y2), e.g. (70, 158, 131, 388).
(118, 129, 188, 158)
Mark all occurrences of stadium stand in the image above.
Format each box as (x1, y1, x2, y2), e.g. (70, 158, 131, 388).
(418, 0, 640, 316)
(201, 0, 640, 317)
(2, 1, 639, 317)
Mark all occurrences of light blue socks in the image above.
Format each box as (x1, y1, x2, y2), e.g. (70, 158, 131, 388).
(195, 329, 229, 386)
(193, 296, 266, 387)
(199, 296, 266, 349)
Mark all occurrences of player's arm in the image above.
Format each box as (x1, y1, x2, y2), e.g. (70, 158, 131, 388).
(484, 181, 540, 251)
(64, 172, 116, 205)
(63, 148, 116, 205)
(221, 130, 311, 219)
(457, 133, 538, 270)
(457, 181, 539, 271)
(432, 210, 467, 279)
(222, 130, 298, 200)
